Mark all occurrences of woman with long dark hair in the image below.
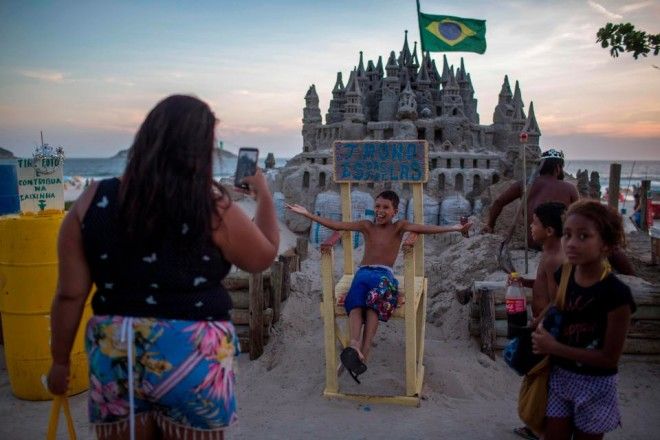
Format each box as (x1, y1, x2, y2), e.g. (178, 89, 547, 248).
(47, 95, 279, 439)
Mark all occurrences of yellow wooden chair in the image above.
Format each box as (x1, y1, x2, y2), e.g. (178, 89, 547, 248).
(319, 140, 428, 406)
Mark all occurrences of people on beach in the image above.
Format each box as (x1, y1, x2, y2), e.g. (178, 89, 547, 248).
(46, 95, 279, 439)
(522, 202, 567, 319)
(482, 149, 578, 245)
(532, 200, 636, 439)
(512, 201, 566, 440)
(482, 148, 635, 275)
(286, 190, 471, 381)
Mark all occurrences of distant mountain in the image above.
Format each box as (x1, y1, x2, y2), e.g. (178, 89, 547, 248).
(0, 147, 15, 158)
(112, 148, 237, 160)
(112, 149, 129, 159)
(215, 148, 237, 159)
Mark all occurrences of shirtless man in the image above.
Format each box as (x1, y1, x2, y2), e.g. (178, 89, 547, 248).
(483, 149, 634, 275)
(482, 149, 577, 248)
(287, 190, 471, 382)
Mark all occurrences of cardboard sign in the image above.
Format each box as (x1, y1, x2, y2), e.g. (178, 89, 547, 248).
(16, 157, 64, 212)
(333, 140, 428, 183)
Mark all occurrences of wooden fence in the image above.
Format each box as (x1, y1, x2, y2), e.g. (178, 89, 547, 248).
(468, 276, 660, 359)
(224, 237, 307, 360)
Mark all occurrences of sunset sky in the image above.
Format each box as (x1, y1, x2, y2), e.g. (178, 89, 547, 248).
(0, 0, 658, 160)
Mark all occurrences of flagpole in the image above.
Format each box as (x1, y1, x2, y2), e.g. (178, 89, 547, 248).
(416, 0, 426, 53)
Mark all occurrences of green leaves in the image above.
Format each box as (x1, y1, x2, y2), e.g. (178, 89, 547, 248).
(596, 22, 660, 59)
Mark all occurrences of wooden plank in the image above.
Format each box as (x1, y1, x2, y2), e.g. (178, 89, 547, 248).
(238, 334, 270, 354)
(223, 270, 271, 291)
(607, 163, 621, 211)
(295, 236, 308, 263)
(321, 245, 338, 393)
(412, 183, 424, 277)
(404, 238, 417, 395)
(323, 391, 420, 407)
(231, 308, 273, 326)
(623, 338, 660, 355)
(278, 253, 296, 301)
(249, 272, 264, 360)
(478, 285, 496, 360)
(229, 289, 250, 309)
(469, 318, 508, 338)
(270, 261, 283, 324)
(340, 182, 353, 275)
(628, 320, 660, 340)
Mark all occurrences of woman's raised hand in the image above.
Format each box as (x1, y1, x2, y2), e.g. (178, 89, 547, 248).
(240, 169, 269, 198)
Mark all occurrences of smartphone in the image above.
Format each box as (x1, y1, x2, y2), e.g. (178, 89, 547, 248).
(234, 147, 259, 189)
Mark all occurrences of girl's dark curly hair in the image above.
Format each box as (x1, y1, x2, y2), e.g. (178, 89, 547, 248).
(565, 200, 625, 249)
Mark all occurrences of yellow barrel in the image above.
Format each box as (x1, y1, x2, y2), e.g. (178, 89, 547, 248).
(0, 212, 91, 400)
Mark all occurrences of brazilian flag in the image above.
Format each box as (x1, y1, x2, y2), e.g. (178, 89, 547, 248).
(418, 12, 486, 54)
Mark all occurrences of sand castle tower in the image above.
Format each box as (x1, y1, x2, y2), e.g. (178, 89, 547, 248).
(278, 31, 543, 233)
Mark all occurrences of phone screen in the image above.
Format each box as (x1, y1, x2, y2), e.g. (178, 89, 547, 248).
(234, 148, 259, 189)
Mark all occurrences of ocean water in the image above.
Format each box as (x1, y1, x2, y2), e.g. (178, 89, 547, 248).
(64, 157, 660, 193)
(563, 160, 660, 197)
(63, 156, 290, 180)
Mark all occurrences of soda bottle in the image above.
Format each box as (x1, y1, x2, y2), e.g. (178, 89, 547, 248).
(506, 272, 527, 338)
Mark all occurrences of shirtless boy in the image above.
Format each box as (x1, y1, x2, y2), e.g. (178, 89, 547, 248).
(523, 201, 567, 319)
(513, 201, 565, 440)
(287, 190, 471, 381)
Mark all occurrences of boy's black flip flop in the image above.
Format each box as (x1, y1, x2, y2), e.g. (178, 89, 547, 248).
(340, 347, 367, 384)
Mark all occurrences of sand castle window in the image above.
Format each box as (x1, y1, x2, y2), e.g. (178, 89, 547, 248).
(431, 158, 437, 170)
(310, 158, 315, 164)
(304, 145, 309, 152)
(486, 159, 491, 169)
(460, 158, 465, 169)
(446, 159, 452, 168)
(492, 173, 499, 184)
(452, 108, 458, 116)
(434, 128, 443, 144)
(417, 128, 426, 140)
(303, 171, 310, 189)
(319, 172, 326, 188)
(473, 175, 481, 193)
(438, 173, 445, 192)
(473, 159, 478, 168)
(455, 174, 464, 192)
(322, 158, 327, 165)
(385, 128, 393, 139)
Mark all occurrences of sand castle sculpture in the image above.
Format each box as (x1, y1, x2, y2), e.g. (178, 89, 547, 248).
(272, 31, 542, 235)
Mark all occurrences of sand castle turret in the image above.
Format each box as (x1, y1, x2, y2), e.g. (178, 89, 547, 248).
(282, 31, 543, 232)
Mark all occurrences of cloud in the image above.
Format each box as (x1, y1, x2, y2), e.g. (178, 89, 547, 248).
(620, 1, 653, 13)
(17, 69, 67, 83)
(587, 1, 623, 19)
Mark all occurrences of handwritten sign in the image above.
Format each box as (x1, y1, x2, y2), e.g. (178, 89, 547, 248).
(16, 157, 64, 212)
(333, 140, 428, 183)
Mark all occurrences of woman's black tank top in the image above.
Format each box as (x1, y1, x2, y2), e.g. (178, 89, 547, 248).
(81, 178, 233, 320)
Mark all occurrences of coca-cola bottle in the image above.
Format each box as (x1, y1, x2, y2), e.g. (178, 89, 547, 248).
(506, 272, 527, 338)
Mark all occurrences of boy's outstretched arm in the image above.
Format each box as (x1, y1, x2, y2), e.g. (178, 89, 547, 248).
(402, 220, 472, 235)
(285, 203, 366, 232)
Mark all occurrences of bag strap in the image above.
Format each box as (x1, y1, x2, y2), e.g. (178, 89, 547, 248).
(555, 263, 572, 311)
(47, 395, 77, 440)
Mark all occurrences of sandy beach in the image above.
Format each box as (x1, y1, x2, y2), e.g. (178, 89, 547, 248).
(1, 194, 659, 438)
